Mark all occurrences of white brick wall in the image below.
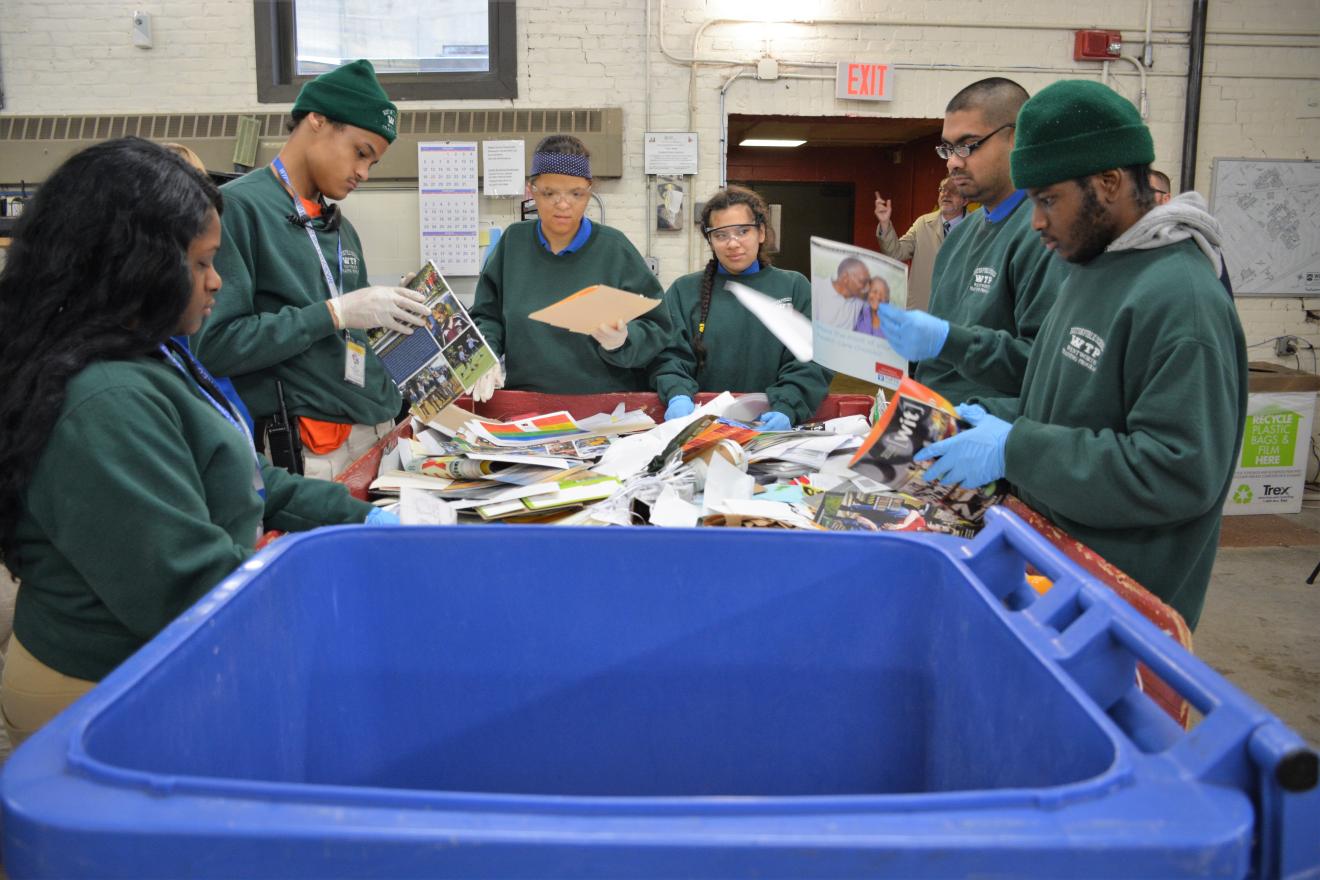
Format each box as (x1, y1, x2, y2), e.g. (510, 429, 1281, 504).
(3, 0, 1318, 462)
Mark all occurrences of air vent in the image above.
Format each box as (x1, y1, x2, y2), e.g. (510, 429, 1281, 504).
(0, 108, 625, 183)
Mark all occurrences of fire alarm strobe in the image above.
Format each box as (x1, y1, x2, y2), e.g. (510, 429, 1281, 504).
(1074, 29, 1122, 61)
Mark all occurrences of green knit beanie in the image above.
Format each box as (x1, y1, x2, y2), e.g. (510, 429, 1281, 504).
(292, 60, 398, 143)
(1010, 80, 1153, 190)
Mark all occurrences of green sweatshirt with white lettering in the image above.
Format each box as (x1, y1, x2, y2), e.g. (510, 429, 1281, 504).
(917, 194, 1069, 405)
(987, 239, 1247, 628)
(10, 355, 373, 681)
(470, 220, 668, 393)
(193, 168, 401, 425)
(650, 263, 830, 424)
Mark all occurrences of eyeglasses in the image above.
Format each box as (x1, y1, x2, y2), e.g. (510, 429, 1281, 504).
(705, 223, 759, 244)
(935, 123, 1015, 160)
(531, 184, 591, 205)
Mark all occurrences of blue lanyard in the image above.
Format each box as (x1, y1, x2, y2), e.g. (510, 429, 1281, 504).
(271, 157, 343, 303)
(159, 344, 267, 501)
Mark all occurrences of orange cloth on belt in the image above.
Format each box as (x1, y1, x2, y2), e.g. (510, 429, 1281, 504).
(298, 417, 352, 454)
(290, 197, 344, 453)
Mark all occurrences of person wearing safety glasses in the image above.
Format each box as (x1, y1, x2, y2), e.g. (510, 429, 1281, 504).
(469, 134, 669, 399)
(650, 186, 829, 430)
(878, 77, 1069, 405)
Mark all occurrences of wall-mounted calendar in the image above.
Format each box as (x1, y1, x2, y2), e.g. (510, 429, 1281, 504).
(418, 142, 480, 276)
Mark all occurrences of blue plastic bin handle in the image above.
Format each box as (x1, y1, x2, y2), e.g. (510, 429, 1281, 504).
(976, 508, 1319, 781)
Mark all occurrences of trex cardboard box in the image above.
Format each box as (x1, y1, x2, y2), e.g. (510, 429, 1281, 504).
(1223, 362, 1320, 515)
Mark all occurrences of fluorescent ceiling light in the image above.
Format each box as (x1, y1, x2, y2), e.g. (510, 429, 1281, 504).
(739, 138, 805, 148)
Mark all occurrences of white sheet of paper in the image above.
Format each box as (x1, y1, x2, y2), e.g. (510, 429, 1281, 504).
(482, 139, 525, 197)
(650, 484, 702, 528)
(377, 443, 402, 479)
(701, 453, 754, 515)
(595, 392, 738, 478)
(725, 280, 813, 362)
(369, 470, 455, 493)
(399, 488, 457, 525)
(445, 482, 561, 511)
(707, 498, 820, 530)
(823, 414, 874, 436)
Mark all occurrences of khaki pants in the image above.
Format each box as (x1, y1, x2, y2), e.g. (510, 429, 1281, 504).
(263, 420, 393, 482)
(0, 636, 96, 749)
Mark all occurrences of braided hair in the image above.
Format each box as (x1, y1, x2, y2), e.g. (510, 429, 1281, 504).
(0, 137, 222, 562)
(693, 185, 773, 375)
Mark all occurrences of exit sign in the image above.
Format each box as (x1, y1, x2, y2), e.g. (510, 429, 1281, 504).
(836, 62, 893, 102)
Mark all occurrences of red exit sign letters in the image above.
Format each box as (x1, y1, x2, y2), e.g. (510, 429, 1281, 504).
(836, 62, 893, 102)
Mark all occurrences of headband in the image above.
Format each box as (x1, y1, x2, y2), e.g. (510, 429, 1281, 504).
(530, 152, 591, 179)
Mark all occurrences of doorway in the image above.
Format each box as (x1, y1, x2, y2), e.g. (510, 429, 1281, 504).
(726, 114, 948, 261)
(742, 181, 854, 278)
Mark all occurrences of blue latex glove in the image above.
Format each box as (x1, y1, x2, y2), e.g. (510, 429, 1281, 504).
(913, 403, 1011, 488)
(365, 507, 401, 526)
(877, 303, 950, 361)
(755, 410, 792, 432)
(664, 395, 696, 421)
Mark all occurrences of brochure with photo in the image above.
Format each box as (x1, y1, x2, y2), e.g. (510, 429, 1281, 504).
(809, 236, 909, 390)
(368, 261, 498, 421)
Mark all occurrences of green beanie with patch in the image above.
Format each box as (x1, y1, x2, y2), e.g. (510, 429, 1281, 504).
(1010, 79, 1153, 190)
(292, 59, 398, 143)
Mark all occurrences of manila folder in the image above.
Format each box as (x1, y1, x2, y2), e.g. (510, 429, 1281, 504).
(528, 284, 660, 334)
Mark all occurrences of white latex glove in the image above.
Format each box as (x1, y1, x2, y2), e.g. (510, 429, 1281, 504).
(471, 361, 505, 402)
(591, 319, 628, 351)
(328, 286, 429, 334)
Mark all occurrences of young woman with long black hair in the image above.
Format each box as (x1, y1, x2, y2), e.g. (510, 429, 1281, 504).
(650, 185, 830, 428)
(0, 138, 383, 746)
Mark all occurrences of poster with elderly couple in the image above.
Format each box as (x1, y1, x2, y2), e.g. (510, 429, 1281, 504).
(809, 236, 909, 390)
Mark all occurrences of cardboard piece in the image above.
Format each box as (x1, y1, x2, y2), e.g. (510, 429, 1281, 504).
(1247, 361, 1320, 393)
(528, 285, 661, 334)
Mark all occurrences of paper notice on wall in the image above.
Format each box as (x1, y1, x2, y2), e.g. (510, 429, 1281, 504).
(482, 139, 525, 197)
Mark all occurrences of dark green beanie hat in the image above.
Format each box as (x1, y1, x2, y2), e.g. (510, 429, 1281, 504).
(292, 59, 398, 143)
(1010, 79, 1153, 190)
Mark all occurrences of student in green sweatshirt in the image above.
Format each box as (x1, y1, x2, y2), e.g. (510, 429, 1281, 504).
(914, 80, 1247, 629)
(193, 60, 430, 481)
(0, 139, 386, 747)
(650, 186, 830, 428)
(469, 135, 669, 397)
(878, 78, 1068, 404)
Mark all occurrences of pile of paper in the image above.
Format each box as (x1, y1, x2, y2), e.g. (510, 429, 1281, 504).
(372, 387, 1002, 535)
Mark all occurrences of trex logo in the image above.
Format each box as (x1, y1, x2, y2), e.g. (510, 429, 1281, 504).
(1263, 484, 1292, 497)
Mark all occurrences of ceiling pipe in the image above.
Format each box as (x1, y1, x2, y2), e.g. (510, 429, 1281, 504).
(1180, 0, 1209, 193)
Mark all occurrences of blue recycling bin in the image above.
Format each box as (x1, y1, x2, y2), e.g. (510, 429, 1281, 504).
(2, 508, 1316, 878)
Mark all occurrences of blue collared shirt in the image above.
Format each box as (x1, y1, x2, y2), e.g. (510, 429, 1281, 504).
(983, 189, 1028, 224)
(536, 217, 593, 255)
(716, 259, 761, 275)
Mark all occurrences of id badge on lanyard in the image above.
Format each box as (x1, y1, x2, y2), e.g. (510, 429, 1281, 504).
(272, 157, 364, 387)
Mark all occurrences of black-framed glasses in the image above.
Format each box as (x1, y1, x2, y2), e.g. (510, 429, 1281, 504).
(704, 223, 759, 244)
(936, 123, 1015, 160)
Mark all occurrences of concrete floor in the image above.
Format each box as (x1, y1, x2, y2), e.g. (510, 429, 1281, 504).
(1195, 507, 1320, 746)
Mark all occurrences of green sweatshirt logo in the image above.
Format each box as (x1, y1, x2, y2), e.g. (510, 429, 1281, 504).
(1062, 326, 1105, 373)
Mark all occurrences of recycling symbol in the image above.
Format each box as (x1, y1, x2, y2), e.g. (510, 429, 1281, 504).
(1232, 484, 1253, 504)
